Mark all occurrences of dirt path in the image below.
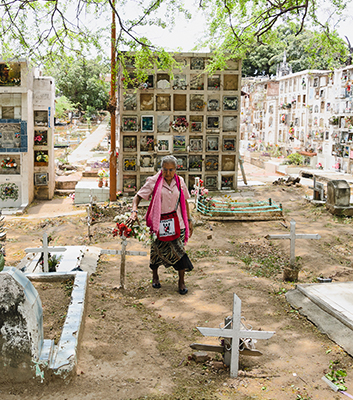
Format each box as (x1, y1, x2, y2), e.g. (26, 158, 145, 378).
(1, 183, 353, 400)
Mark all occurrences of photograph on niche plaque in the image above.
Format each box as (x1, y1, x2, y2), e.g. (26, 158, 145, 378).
(205, 156, 219, 171)
(176, 155, 187, 171)
(189, 155, 203, 171)
(123, 175, 137, 192)
(173, 135, 186, 152)
(189, 137, 203, 152)
(223, 116, 237, 131)
(34, 111, 48, 126)
(123, 94, 137, 111)
(206, 136, 219, 151)
(123, 157, 137, 171)
(207, 116, 219, 129)
(157, 135, 172, 152)
(140, 135, 154, 152)
(141, 116, 154, 132)
(223, 96, 238, 111)
(223, 137, 236, 151)
(123, 136, 137, 152)
(157, 115, 170, 132)
(205, 175, 217, 189)
(34, 172, 48, 186)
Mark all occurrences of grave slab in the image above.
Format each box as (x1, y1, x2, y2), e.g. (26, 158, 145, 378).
(74, 180, 109, 204)
(286, 282, 353, 356)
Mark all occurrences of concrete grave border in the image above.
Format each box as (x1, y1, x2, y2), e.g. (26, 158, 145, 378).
(25, 271, 88, 380)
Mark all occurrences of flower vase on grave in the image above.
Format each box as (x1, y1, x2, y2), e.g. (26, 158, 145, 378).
(98, 178, 103, 188)
(105, 179, 108, 187)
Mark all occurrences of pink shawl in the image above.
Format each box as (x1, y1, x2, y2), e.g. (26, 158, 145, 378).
(146, 172, 189, 243)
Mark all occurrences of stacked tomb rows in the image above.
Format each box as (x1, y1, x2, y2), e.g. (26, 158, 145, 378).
(118, 53, 241, 193)
(0, 61, 55, 209)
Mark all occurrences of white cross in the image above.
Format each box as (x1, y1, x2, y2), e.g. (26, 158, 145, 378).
(265, 219, 321, 267)
(101, 235, 147, 289)
(25, 232, 67, 273)
(197, 293, 275, 378)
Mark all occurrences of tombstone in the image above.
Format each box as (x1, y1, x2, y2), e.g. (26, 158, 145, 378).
(0, 267, 44, 382)
(326, 180, 353, 216)
(309, 177, 325, 202)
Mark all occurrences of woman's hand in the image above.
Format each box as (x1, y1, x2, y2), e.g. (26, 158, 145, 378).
(188, 219, 193, 238)
(126, 211, 139, 227)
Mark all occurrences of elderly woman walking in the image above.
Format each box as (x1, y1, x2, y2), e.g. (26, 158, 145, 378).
(127, 155, 193, 295)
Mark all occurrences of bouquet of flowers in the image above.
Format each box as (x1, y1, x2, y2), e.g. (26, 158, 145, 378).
(97, 168, 107, 178)
(112, 212, 155, 244)
(1, 157, 17, 168)
(36, 151, 48, 163)
(170, 117, 189, 133)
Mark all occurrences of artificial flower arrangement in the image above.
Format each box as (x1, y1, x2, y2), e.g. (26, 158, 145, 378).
(191, 179, 215, 209)
(170, 117, 189, 133)
(35, 151, 48, 163)
(1, 157, 17, 168)
(97, 168, 108, 178)
(112, 212, 155, 245)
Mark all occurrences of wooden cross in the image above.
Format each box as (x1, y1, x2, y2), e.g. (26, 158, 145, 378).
(265, 219, 321, 267)
(196, 293, 275, 378)
(101, 235, 147, 289)
(25, 232, 67, 273)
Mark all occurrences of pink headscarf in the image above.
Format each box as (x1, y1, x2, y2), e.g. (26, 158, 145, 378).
(146, 171, 189, 243)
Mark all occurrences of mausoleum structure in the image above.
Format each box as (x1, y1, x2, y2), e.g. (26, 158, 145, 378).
(0, 60, 55, 211)
(118, 53, 241, 193)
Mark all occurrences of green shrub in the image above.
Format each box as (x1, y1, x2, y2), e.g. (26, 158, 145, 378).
(282, 152, 304, 166)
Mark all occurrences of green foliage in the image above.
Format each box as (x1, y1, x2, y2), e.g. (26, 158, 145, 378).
(55, 96, 76, 119)
(282, 153, 305, 166)
(47, 57, 109, 112)
(325, 360, 347, 391)
(242, 25, 347, 76)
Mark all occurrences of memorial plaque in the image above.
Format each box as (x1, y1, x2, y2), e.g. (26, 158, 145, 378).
(224, 74, 238, 91)
(34, 130, 47, 146)
(205, 156, 219, 171)
(156, 95, 171, 111)
(207, 116, 219, 129)
(205, 175, 217, 189)
(157, 115, 170, 132)
(223, 116, 237, 131)
(123, 157, 137, 171)
(2, 107, 14, 119)
(173, 74, 187, 90)
(207, 96, 220, 111)
(123, 175, 136, 192)
(141, 115, 154, 132)
(208, 75, 220, 90)
(189, 137, 203, 152)
(140, 93, 154, 111)
(222, 155, 235, 171)
(140, 175, 149, 188)
(190, 94, 205, 111)
(207, 136, 219, 151)
(176, 155, 187, 171)
(156, 73, 170, 89)
(173, 135, 186, 152)
(34, 111, 48, 127)
(191, 58, 205, 70)
(140, 155, 154, 170)
(189, 155, 202, 171)
(223, 96, 238, 111)
(173, 94, 187, 111)
(34, 172, 48, 186)
(190, 74, 204, 90)
(223, 137, 236, 151)
(140, 135, 154, 152)
(0, 123, 21, 148)
(123, 135, 137, 152)
(0, 155, 20, 175)
(221, 175, 234, 189)
(157, 135, 172, 152)
(122, 116, 138, 132)
(0, 63, 21, 86)
(123, 94, 137, 111)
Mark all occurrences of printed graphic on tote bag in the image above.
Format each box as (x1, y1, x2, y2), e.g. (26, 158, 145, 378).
(159, 218, 176, 237)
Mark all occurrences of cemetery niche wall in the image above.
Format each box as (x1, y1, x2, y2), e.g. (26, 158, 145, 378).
(118, 53, 241, 193)
(0, 60, 55, 210)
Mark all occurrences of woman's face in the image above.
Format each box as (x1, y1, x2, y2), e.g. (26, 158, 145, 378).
(162, 162, 176, 184)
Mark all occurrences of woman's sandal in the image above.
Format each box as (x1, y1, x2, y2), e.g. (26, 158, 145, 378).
(152, 282, 161, 289)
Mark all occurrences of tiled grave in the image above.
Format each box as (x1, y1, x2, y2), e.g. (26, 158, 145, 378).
(74, 180, 109, 204)
(286, 282, 353, 356)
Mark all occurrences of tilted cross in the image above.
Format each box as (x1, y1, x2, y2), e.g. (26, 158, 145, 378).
(101, 235, 147, 289)
(196, 293, 275, 378)
(265, 219, 321, 267)
(25, 232, 67, 273)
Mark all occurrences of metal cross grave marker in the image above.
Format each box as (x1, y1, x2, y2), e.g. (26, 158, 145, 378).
(25, 232, 67, 273)
(265, 219, 321, 267)
(101, 235, 147, 289)
(195, 293, 275, 378)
